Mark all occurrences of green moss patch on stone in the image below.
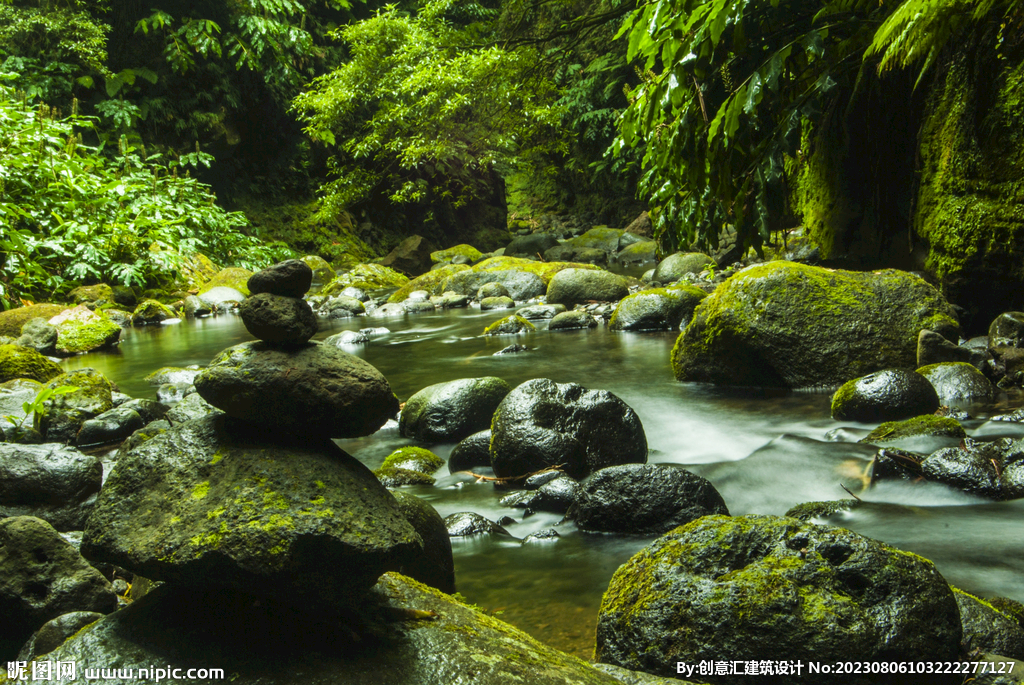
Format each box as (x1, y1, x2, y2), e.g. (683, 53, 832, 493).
(431, 245, 484, 264)
(861, 414, 966, 443)
(380, 447, 445, 475)
(197, 267, 254, 297)
(483, 315, 535, 336)
(48, 306, 122, 355)
(471, 256, 600, 284)
(0, 344, 63, 383)
(388, 264, 470, 303)
(323, 262, 411, 296)
(0, 304, 68, 338)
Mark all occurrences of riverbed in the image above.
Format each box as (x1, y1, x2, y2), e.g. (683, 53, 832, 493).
(61, 308, 1024, 658)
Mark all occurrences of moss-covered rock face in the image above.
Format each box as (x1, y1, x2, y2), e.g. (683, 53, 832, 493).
(400, 377, 512, 443)
(652, 252, 715, 283)
(547, 269, 629, 307)
(442, 270, 546, 301)
(483, 315, 535, 336)
(81, 415, 424, 611)
(431, 244, 484, 264)
(386, 264, 467, 303)
(472, 256, 600, 284)
(131, 299, 176, 327)
(953, 587, 1024, 659)
(0, 304, 67, 338)
(34, 368, 115, 443)
(68, 284, 114, 306)
(831, 369, 940, 422)
(609, 287, 707, 332)
(861, 415, 965, 444)
(48, 306, 121, 356)
(914, 54, 1024, 331)
(33, 573, 625, 685)
(0, 344, 63, 384)
(179, 252, 220, 291)
(197, 268, 254, 297)
(596, 515, 962, 684)
(671, 262, 960, 388)
(917, 362, 994, 405)
(325, 263, 410, 297)
(379, 447, 445, 475)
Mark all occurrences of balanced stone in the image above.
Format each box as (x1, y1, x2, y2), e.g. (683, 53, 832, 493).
(247, 259, 314, 298)
(81, 415, 423, 610)
(195, 341, 399, 438)
(238, 293, 319, 345)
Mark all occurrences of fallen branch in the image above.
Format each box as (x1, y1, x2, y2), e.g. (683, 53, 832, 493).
(464, 464, 567, 485)
(840, 483, 863, 502)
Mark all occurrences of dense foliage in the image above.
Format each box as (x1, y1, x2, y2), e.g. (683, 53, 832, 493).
(0, 83, 288, 309)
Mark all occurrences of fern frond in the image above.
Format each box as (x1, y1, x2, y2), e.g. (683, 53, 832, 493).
(866, 0, 973, 83)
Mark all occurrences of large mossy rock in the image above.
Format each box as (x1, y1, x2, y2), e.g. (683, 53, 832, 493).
(0, 304, 67, 338)
(0, 442, 102, 531)
(0, 344, 63, 384)
(388, 264, 470, 303)
(652, 252, 715, 283)
(441, 270, 546, 301)
(34, 368, 115, 444)
(194, 341, 399, 439)
(547, 269, 629, 307)
(490, 379, 647, 479)
(431, 244, 484, 264)
(34, 573, 625, 685)
(954, 588, 1024, 659)
(596, 515, 962, 684)
(471, 256, 600, 285)
(609, 287, 707, 331)
(197, 267, 254, 297)
(48, 306, 121, 355)
(671, 262, 960, 388)
(81, 415, 423, 610)
(325, 263, 410, 295)
(130, 299, 176, 326)
(399, 377, 512, 443)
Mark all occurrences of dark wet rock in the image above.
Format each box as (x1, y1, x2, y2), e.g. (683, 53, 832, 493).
(379, 235, 436, 277)
(522, 528, 559, 543)
(918, 362, 994, 403)
(49, 306, 122, 355)
(391, 491, 455, 594)
(443, 270, 547, 301)
(493, 344, 527, 355)
(247, 259, 314, 298)
(592, 662, 700, 685)
(596, 514, 962, 684)
(16, 318, 58, 355)
(480, 296, 515, 310)
(164, 392, 222, 425)
(144, 366, 202, 386)
(571, 464, 727, 534)
(954, 588, 1024, 659)
(182, 295, 212, 318)
(516, 304, 566, 320)
(917, 329, 987, 368)
(531, 476, 581, 514)
(130, 299, 176, 326)
(861, 414, 966, 444)
(38, 573, 621, 685)
(831, 369, 940, 422)
(116, 399, 168, 425)
(490, 378, 647, 480)
(156, 382, 194, 404)
(17, 610, 105, 662)
(609, 286, 707, 331)
(444, 512, 510, 537)
(238, 293, 319, 345)
(652, 252, 715, 283)
(77, 406, 145, 447)
(548, 310, 596, 331)
(498, 490, 539, 509)
(672, 262, 960, 388)
(921, 439, 1024, 500)
(0, 344, 63, 384)
(82, 415, 422, 610)
(0, 517, 115, 657)
(400, 377, 511, 443)
(505, 233, 560, 259)
(546, 269, 628, 308)
(323, 296, 366, 318)
(784, 499, 860, 521)
(0, 443, 101, 531)
(869, 447, 926, 484)
(483, 314, 535, 336)
(447, 430, 492, 473)
(116, 420, 171, 458)
(35, 369, 115, 444)
(478, 282, 509, 299)
(990, 312, 1024, 348)
(195, 341, 399, 439)
(524, 470, 563, 489)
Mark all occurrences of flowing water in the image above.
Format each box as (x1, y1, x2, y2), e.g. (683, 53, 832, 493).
(62, 308, 1024, 659)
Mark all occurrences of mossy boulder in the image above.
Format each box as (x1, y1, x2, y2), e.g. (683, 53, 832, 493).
(388, 264, 469, 303)
(548, 310, 596, 331)
(953, 588, 1024, 659)
(299, 255, 335, 289)
(616, 241, 658, 266)
(609, 286, 707, 331)
(652, 252, 715, 283)
(194, 341, 399, 439)
(81, 414, 424, 610)
(861, 415, 966, 444)
(596, 514, 962, 683)
(131, 299, 176, 326)
(917, 362, 994, 404)
(441, 269, 546, 301)
(197, 267, 254, 297)
(471, 256, 600, 285)
(34, 573, 627, 685)
(68, 284, 114, 306)
(400, 377, 512, 443)
(483, 315, 535, 336)
(431, 244, 484, 264)
(325, 263, 410, 296)
(547, 269, 629, 307)
(34, 368, 115, 444)
(0, 344, 63, 384)
(480, 296, 515, 310)
(831, 369, 940, 422)
(672, 262, 960, 388)
(179, 252, 220, 291)
(379, 447, 445, 476)
(564, 227, 624, 254)
(48, 306, 121, 355)
(0, 304, 67, 338)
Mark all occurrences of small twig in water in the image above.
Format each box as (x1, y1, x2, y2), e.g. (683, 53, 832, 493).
(840, 483, 862, 502)
(465, 464, 567, 484)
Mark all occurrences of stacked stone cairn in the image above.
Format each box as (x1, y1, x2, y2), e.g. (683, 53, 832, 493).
(81, 258, 453, 620)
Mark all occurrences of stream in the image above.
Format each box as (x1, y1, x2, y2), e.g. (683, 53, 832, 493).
(60, 307, 1024, 659)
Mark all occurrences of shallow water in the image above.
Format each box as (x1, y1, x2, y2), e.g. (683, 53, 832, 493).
(62, 307, 1024, 658)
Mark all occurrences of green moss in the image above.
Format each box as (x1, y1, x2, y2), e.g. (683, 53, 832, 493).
(374, 465, 436, 487)
(0, 304, 67, 338)
(68, 283, 114, 305)
(861, 414, 965, 443)
(483, 314, 535, 336)
(387, 264, 469, 302)
(0, 344, 63, 383)
(951, 586, 1018, 622)
(471, 256, 599, 284)
(380, 446, 444, 474)
(131, 299, 176, 325)
(197, 267, 254, 297)
(191, 482, 210, 500)
(431, 244, 484, 263)
(50, 306, 122, 355)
